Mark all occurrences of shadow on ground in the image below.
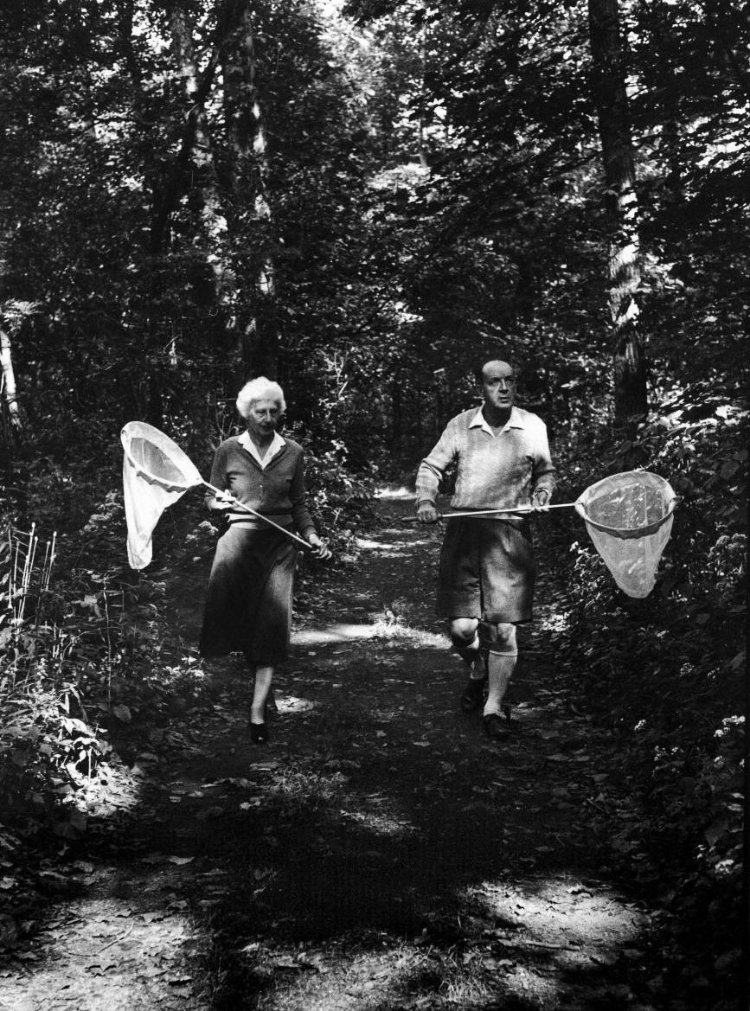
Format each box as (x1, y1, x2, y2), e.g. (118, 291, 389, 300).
(0, 493, 666, 1011)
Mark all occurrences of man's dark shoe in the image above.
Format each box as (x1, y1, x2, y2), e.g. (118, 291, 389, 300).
(483, 712, 509, 740)
(460, 676, 487, 713)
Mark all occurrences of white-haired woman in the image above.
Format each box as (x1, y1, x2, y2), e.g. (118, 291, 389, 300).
(199, 377, 331, 743)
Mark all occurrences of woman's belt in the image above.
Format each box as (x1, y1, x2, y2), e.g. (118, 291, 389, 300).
(226, 511, 293, 528)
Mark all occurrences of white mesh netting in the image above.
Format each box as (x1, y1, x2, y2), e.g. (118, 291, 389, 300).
(575, 471, 676, 598)
(121, 422, 204, 569)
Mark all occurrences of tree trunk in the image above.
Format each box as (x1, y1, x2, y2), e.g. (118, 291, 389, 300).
(145, 5, 220, 256)
(170, 5, 227, 267)
(0, 328, 22, 433)
(221, 0, 279, 381)
(1, 327, 23, 475)
(588, 0, 647, 429)
(655, 6, 681, 199)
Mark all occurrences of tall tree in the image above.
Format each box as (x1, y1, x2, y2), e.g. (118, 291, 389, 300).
(588, 0, 647, 428)
(221, 0, 279, 379)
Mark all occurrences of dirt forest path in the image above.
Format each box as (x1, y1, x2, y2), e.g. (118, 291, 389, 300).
(1, 491, 672, 1011)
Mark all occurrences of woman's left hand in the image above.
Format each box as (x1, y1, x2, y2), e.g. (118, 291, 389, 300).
(531, 489, 551, 512)
(306, 533, 332, 560)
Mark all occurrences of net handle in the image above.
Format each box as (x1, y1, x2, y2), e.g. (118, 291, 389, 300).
(404, 502, 577, 522)
(438, 502, 577, 519)
(203, 482, 313, 551)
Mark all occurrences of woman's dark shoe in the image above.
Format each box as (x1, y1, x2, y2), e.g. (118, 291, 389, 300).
(249, 721, 268, 744)
(483, 712, 509, 740)
(460, 676, 487, 713)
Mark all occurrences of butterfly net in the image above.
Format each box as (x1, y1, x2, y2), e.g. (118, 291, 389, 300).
(121, 421, 204, 570)
(575, 471, 676, 598)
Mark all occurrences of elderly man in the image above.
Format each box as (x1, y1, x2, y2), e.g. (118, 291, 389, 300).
(416, 360, 556, 739)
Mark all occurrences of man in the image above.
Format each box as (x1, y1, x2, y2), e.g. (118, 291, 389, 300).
(416, 359, 556, 739)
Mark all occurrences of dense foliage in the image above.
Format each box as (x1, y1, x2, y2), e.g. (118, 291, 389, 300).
(0, 1, 747, 1005)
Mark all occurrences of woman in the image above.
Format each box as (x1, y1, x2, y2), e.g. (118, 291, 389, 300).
(199, 378, 331, 743)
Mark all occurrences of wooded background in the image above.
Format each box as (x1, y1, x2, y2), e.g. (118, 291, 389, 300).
(0, 1, 747, 1003)
(2, 0, 747, 479)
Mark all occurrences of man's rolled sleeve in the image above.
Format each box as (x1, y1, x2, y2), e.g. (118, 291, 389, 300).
(416, 423, 457, 504)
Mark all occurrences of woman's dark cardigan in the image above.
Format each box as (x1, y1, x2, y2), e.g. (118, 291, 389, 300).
(199, 436, 316, 662)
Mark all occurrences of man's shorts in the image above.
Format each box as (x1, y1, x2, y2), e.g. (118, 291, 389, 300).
(436, 517, 536, 623)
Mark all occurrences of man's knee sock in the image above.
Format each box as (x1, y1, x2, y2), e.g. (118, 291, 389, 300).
(483, 650, 516, 717)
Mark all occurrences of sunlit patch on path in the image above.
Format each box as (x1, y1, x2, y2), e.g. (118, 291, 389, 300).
(294, 622, 446, 647)
(228, 874, 651, 1010)
(0, 873, 204, 1010)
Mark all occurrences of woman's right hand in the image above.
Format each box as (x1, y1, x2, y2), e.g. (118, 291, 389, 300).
(211, 490, 235, 509)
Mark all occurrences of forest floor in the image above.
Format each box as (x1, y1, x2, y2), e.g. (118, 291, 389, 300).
(0, 491, 697, 1010)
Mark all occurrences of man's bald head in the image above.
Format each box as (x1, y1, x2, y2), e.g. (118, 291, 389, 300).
(480, 360, 515, 382)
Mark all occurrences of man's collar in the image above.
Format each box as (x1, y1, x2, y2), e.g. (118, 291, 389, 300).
(469, 405, 525, 433)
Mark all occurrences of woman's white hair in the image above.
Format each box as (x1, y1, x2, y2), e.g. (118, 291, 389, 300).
(236, 377, 287, 419)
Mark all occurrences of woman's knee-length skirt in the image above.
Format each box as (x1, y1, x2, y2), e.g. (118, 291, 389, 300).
(437, 517, 536, 623)
(199, 525, 298, 664)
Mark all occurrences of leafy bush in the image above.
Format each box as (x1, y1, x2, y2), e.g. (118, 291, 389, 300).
(286, 425, 378, 549)
(552, 392, 747, 980)
(0, 675, 110, 831)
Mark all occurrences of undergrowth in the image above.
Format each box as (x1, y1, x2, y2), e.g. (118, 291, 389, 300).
(0, 432, 373, 854)
(549, 382, 747, 999)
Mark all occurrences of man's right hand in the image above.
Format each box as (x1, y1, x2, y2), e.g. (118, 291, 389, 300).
(416, 502, 440, 524)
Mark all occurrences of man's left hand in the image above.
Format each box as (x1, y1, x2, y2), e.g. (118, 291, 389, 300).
(531, 489, 551, 512)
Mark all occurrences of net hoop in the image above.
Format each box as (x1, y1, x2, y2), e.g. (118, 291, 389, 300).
(121, 421, 203, 493)
(574, 470, 676, 540)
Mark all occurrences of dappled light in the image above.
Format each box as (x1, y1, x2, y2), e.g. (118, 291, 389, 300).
(466, 877, 646, 951)
(354, 535, 418, 556)
(0, 1, 745, 1008)
(1, 462, 743, 1008)
(0, 881, 203, 1007)
(338, 801, 416, 839)
(295, 622, 446, 648)
(273, 694, 317, 715)
(375, 486, 417, 500)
